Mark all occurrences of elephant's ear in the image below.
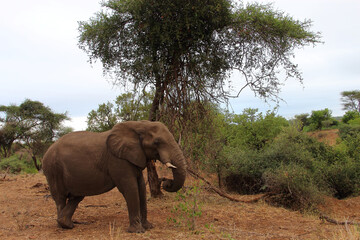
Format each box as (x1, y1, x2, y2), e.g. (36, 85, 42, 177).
(106, 123, 147, 169)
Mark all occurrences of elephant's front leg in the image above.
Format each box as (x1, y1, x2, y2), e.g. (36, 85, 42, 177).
(121, 185, 145, 233)
(138, 173, 153, 230)
(109, 161, 145, 233)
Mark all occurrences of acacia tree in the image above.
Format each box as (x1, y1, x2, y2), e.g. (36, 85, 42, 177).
(0, 99, 69, 169)
(78, 0, 321, 197)
(341, 90, 360, 113)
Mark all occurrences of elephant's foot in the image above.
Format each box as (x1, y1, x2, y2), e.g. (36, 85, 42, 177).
(142, 220, 154, 230)
(127, 224, 146, 233)
(57, 216, 74, 229)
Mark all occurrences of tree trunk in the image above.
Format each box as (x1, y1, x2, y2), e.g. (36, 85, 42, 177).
(147, 80, 165, 198)
(146, 160, 163, 197)
(31, 155, 41, 171)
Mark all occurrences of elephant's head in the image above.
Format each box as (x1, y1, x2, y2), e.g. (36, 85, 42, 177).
(106, 120, 186, 192)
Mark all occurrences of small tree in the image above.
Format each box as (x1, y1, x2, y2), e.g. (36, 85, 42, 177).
(341, 90, 360, 113)
(294, 113, 309, 130)
(308, 108, 332, 131)
(114, 91, 152, 121)
(87, 91, 152, 132)
(87, 102, 118, 132)
(342, 111, 360, 124)
(0, 99, 69, 169)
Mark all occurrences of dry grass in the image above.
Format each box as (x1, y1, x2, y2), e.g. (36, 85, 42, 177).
(332, 224, 360, 240)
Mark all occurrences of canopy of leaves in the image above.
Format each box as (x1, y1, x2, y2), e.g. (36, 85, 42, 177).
(342, 110, 360, 124)
(224, 108, 289, 150)
(87, 91, 152, 132)
(78, 0, 321, 114)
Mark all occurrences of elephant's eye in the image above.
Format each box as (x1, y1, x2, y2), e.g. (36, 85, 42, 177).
(154, 138, 161, 145)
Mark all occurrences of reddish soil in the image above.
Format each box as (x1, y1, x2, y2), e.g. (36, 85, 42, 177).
(1, 171, 360, 240)
(307, 129, 340, 146)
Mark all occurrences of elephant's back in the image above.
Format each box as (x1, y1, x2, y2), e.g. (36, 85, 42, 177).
(42, 131, 109, 173)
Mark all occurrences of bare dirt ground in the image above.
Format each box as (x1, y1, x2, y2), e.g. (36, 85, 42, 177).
(1, 171, 360, 240)
(307, 129, 340, 146)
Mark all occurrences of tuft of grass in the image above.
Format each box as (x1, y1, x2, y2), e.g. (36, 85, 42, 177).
(332, 223, 360, 240)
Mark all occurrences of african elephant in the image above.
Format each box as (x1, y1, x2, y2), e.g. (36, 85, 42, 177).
(42, 120, 186, 233)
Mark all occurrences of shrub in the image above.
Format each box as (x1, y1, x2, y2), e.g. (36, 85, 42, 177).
(342, 111, 360, 124)
(223, 148, 267, 194)
(326, 157, 360, 199)
(223, 125, 360, 210)
(321, 119, 339, 129)
(168, 181, 204, 231)
(338, 124, 360, 159)
(0, 154, 37, 174)
(306, 108, 332, 131)
(263, 163, 323, 211)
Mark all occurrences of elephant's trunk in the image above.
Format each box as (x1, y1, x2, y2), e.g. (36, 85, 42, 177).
(162, 152, 186, 192)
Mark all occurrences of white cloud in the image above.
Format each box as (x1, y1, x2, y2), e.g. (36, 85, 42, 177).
(64, 116, 88, 132)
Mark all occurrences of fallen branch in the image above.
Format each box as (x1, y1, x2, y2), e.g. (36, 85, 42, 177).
(320, 214, 360, 225)
(187, 168, 268, 203)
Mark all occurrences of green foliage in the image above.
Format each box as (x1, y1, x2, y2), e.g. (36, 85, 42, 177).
(294, 113, 309, 130)
(342, 111, 360, 124)
(87, 102, 118, 132)
(168, 181, 203, 231)
(348, 118, 360, 126)
(263, 163, 323, 211)
(220, 109, 289, 193)
(326, 157, 360, 198)
(114, 91, 152, 121)
(223, 123, 360, 209)
(306, 108, 332, 131)
(86, 91, 152, 132)
(225, 108, 289, 151)
(0, 154, 37, 174)
(223, 148, 266, 194)
(338, 124, 360, 160)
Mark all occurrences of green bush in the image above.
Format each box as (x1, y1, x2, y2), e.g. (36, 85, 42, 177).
(223, 148, 267, 194)
(321, 119, 339, 129)
(0, 154, 37, 174)
(342, 111, 360, 124)
(223, 125, 360, 210)
(349, 118, 360, 125)
(263, 163, 323, 211)
(326, 157, 360, 198)
(338, 124, 360, 159)
(308, 108, 332, 130)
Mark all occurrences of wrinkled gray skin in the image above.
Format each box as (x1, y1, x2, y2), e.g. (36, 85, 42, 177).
(42, 121, 186, 233)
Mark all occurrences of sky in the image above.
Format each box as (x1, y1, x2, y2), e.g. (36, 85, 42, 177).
(1, 0, 359, 130)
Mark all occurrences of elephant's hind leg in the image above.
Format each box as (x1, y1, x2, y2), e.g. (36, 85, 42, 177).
(57, 195, 84, 229)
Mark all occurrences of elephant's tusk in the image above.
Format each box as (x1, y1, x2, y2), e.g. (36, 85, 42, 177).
(166, 162, 177, 169)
